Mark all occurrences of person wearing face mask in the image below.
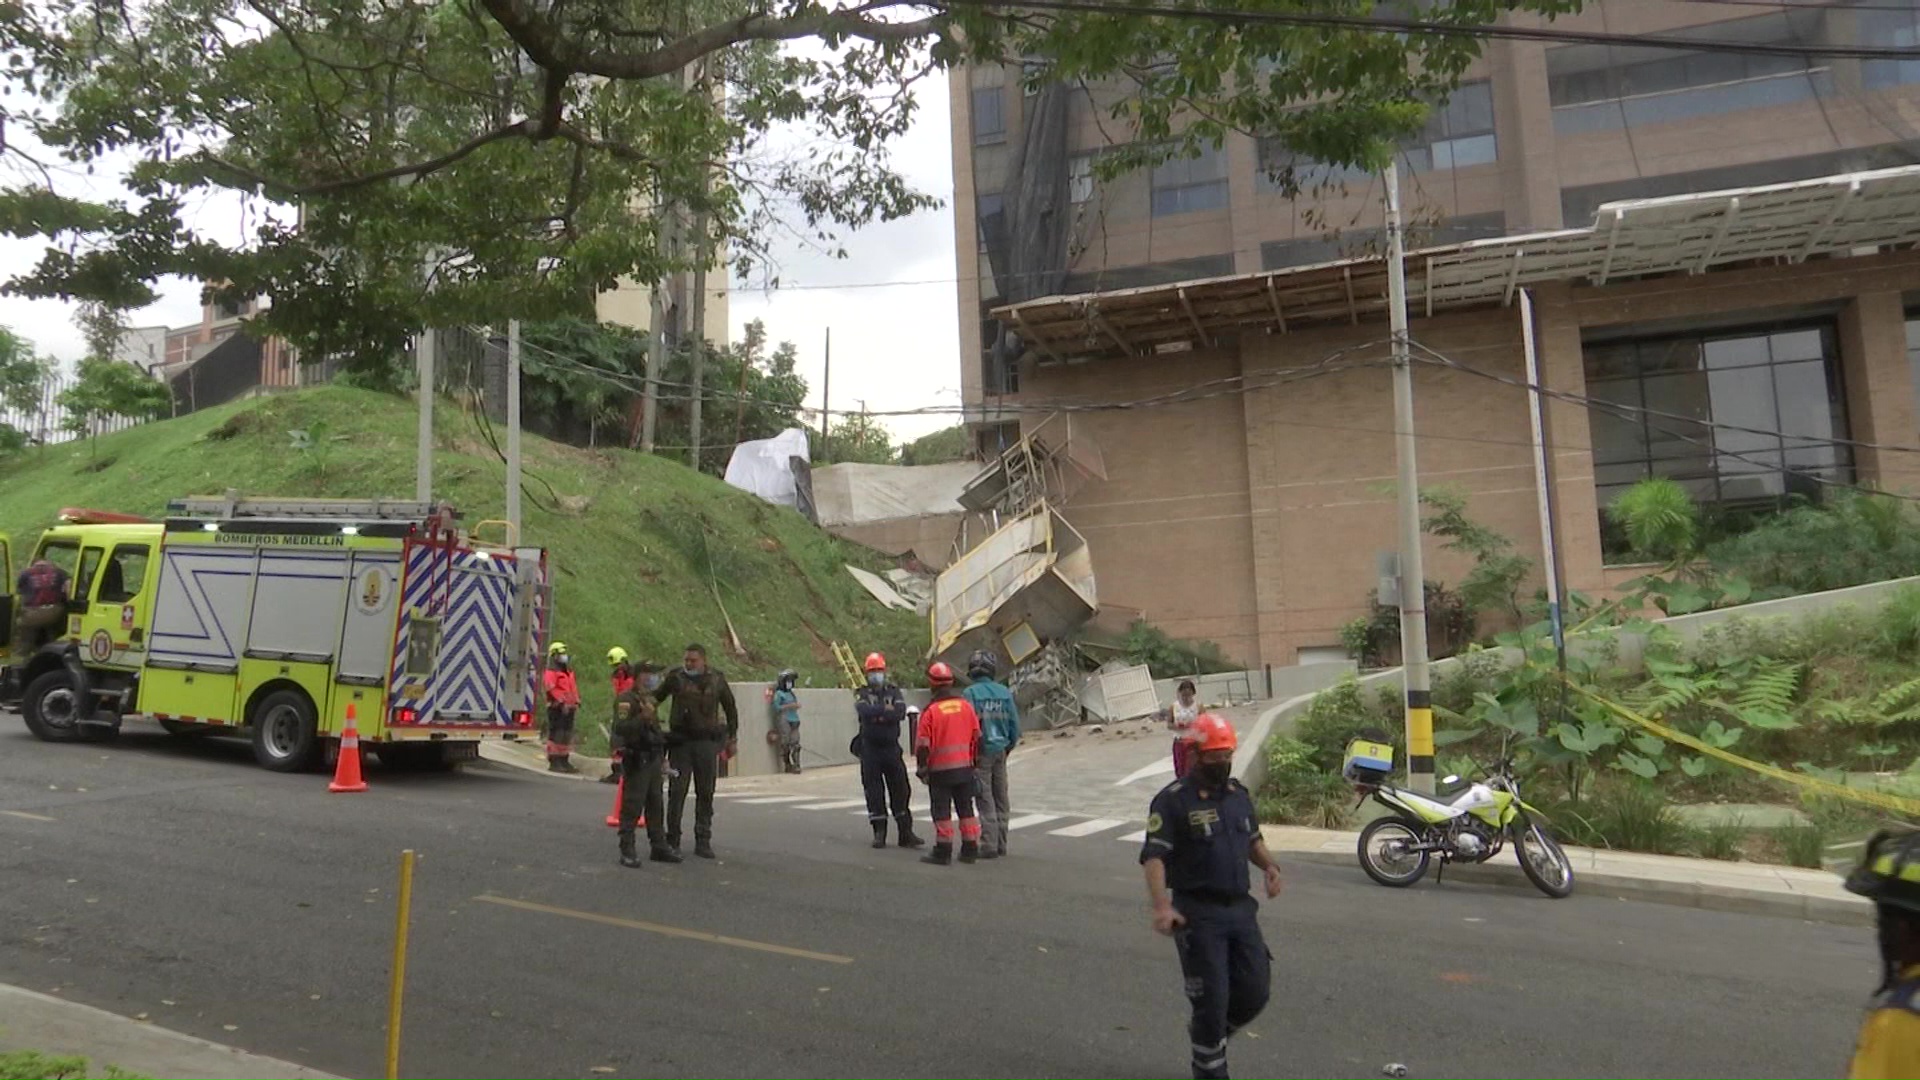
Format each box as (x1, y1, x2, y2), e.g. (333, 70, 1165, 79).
(612, 662, 679, 868)
(541, 641, 582, 774)
(770, 670, 803, 774)
(603, 647, 637, 784)
(652, 643, 739, 860)
(1139, 714, 1283, 1080)
(853, 652, 923, 850)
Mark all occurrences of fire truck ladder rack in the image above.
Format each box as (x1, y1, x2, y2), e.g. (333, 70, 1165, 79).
(167, 492, 445, 521)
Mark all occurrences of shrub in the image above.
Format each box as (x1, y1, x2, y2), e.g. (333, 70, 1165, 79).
(1691, 818, 1746, 861)
(1256, 735, 1355, 827)
(1778, 822, 1830, 869)
(1583, 783, 1691, 854)
(1295, 676, 1397, 772)
(1877, 585, 1920, 660)
(1709, 491, 1920, 596)
(1609, 477, 1699, 563)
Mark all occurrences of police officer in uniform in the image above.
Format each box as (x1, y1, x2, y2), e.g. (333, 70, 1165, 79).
(1139, 714, 1283, 1080)
(612, 661, 680, 869)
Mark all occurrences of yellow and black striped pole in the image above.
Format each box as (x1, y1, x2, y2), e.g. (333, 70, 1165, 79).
(1385, 162, 1435, 795)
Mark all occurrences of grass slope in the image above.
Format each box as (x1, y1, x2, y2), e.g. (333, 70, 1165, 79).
(0, 386, 926, 747)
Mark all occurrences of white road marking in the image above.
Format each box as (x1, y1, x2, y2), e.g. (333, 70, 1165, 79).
(0, 810, 54, 822)
(1004, 814, 1065, 830)
(1048, 818, 1131, 838)
(733, 795, 822, 805)
(1116, 760, 1176, 786)
(1118, 830, 1147, 843)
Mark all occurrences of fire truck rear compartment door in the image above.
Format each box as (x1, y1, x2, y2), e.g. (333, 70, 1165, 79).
(337, 551, 400, 686)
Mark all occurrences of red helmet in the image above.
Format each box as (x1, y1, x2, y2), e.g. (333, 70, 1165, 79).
(1189, 713, 1238, 753)
(864, 652, 887, 673)
(927, 661, 955, 687)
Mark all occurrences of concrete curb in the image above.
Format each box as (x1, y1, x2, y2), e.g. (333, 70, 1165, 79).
(0, 984, 342, 1079)
(1278, 844, 1871, 926)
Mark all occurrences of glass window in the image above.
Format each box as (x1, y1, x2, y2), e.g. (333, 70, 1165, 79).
(1864, 8, 1920, 89)
(96, 545, 149, 603)
(33, 540, 79, 579)
(1068, 156, 1094, 204)
(73, 547, 104, 606)
(1404, 81, 1497, 173)
(1906, 316, 1920, 429)
(1255, 138, 1372, 194)
(1548, 36, 1826, 136)
(1584, 322, 1853, 557)
(1150, 144, 1229, 217)
(972, 87, 1006, 145)
(977, 192, 1003, 250)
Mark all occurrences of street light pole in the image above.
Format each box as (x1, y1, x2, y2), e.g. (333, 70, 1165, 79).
(506, 319, 522, 542)
(1385, 161, 1434, 795)
(415, 328, 434, 503)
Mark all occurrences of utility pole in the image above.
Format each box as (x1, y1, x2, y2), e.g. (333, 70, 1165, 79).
(1385, 161, 1433, 795)
(642, 203, 674, 454)
(1520, 289, 1569, 675)
(415, 328, 435, 503)
(506, 319, 523, 542)
(819, 327, 832, 463)
(688, 216, 708, 468)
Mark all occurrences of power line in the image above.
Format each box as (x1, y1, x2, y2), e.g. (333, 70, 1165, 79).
(948, 0, 1920, 59)
(1676, 0, 1920, 12)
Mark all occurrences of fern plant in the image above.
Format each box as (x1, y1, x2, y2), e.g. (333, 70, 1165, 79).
(1874, 677, 1920, 724)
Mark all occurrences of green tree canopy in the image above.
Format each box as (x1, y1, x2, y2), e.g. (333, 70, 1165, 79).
(0, 327, 52, 453)
(0, 0, 1573, 380)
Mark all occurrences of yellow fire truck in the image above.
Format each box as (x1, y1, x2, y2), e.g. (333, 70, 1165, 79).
(0, 495, 552, 772)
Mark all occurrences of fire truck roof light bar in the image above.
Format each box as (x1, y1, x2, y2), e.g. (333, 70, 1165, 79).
(167, 494, 454, 522)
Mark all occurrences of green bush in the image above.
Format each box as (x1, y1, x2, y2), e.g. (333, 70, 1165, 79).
(0, 1050, 149, 1080)
(1583, 782, 1691, 854)
(1691, 818, 1746, 862)
(1295, 675, 1397, 772)
(1709, 491, 1920, 596)
(1255, 735, 1354, 827)
(1778, 822, 1830, 869)
(1877, 585, 1920, 660)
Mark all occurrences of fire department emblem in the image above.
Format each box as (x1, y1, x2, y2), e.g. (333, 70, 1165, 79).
(356, 568, 391, 616)
(89, 630, 114, 663)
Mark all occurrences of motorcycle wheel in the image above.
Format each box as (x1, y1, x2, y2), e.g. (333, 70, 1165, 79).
(1511, 813, 1576, 899)
(1357, 816, 1431, 888)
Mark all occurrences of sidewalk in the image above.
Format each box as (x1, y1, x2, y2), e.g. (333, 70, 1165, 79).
(0, 984, 341, 1079)
(1264, 825, 1871, 926)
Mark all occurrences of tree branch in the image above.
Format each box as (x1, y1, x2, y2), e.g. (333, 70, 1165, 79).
(203, 121, 529, 195)
(479, 0, 943, 80)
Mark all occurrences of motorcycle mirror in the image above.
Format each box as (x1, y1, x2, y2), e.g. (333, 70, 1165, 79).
(1441, 774, 1461, 785)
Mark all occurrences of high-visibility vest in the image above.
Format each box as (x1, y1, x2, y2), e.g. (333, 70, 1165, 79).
(915, 696, 980, 773)
(543, 669, 580, 707)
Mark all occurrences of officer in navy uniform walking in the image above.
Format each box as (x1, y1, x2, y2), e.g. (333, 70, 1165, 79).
(1139, 713, 1283, 1080)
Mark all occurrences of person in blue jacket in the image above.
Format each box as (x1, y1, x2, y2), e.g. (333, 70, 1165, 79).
(853, 652, 924, 850)
(962, 649, 1020, 859)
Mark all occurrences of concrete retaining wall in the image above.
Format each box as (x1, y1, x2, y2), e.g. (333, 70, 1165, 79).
(1233, 574, 1920, 794)
(727, 683, 932, 778)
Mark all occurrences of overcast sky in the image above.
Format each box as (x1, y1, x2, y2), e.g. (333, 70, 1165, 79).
(0, 75, 960, 444)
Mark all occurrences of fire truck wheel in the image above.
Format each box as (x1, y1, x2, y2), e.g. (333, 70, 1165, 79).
(250, 689, 320, 773)
(21, 670, 84, 743)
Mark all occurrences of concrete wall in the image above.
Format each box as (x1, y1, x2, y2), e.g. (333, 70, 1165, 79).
(727, 683, 932, 778)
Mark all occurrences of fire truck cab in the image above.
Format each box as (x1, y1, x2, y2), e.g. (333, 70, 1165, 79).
(0, 495, 552, 772)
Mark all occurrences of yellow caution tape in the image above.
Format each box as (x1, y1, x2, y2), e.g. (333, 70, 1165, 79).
(1568, 682, 1920, 820)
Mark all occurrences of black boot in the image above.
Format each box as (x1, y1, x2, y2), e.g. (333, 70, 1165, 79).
(921, 842, 952, 866)
(555, 756, 580, 774)
(618, 833, 642, 869)
(896, 817, 925, 849)
(960, 840, 980, 864)
(871, 822, 888, 849)
(650, 845, 683, 864)
(599, 770, 619, 784)
(694, 839, 716, 859)
(546, 754, 565, 772)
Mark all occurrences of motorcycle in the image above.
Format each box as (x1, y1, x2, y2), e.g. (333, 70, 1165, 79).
(1342, 735, 1575, 899)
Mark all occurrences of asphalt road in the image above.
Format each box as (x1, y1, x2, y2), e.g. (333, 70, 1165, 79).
(0, 718, 1878, 1079)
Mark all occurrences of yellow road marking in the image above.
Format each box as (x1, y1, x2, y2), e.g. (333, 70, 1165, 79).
(1, 810, 55, 822)
(473, 895, 854, 965)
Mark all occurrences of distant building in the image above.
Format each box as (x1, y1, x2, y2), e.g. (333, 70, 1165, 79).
(157, 298, 309, 416)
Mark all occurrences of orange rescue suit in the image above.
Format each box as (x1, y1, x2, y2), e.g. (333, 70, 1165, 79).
(915, 695, 982, 774)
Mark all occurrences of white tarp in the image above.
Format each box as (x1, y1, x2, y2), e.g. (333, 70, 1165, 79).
(811, 462, 979, 526)
(724, 428, 813, 509)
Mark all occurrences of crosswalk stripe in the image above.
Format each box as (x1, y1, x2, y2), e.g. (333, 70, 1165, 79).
(1118, 830, 1147, 843)
(794, 799, 870, 810)
(1004, 813, 1064, 830)
(733, 795, 823, 804)
(1048, 818, 1130, 838)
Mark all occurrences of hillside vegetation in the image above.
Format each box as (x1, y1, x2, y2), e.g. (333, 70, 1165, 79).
(0, 386, 927, 745)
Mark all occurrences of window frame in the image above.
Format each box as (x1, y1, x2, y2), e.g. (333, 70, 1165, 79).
(1149, 143, 1230, 218)
(972, 86, 1007, 145)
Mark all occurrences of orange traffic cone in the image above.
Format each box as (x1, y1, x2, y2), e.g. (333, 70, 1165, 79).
(329, 705, 369, 793)
(606, 774, 623, 827)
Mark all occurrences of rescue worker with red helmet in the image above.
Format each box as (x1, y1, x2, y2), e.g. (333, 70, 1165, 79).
(854, 653, 923, 849)
(1845, 829, 1920, 1078)
(914, 661, 984, 866)
(1139, 713, 1283, 1080)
